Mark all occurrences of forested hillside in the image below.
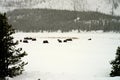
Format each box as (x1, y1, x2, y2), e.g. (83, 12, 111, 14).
(1, 0, 120, 15)
(7, 9, 120, 32)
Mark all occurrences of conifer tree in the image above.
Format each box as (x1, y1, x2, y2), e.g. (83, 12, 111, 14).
(0, 13, 27, 80)
(110, 47, 120, 77)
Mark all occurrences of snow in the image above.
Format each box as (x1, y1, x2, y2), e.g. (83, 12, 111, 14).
(9, 32, 120, 80)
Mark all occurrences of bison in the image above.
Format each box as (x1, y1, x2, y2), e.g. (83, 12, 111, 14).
(88, 38, 92, 40)
(43, 40, 49, 43)
(66, 38, 72, 41)
(57, 39, 62, 43)
(63, 38, 72, 42)
(32, 38, 36, 41)
(23, 40, 28, 43)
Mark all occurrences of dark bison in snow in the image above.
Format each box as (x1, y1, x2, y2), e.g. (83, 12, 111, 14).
(63, 38, 72, 42)
(43, 40, 49, 43)
(23, 40, 28, 43)
(66, 38, 72, 41)
(24, 37, 32, 40)
(88, 38, 92, 40)
(32, 38, 36, 41)
(63, 39, 67, 42)
(24, 37, 36, 41)
(57, 39, 62, 43)
(20, 40, 22, 42)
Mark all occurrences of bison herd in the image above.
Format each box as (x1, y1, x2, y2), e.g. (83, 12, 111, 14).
(40, 38, 73, 44)
(19, 37, 92, 44)
(20, 37, 37, 43)
(19, 37, 75, 44)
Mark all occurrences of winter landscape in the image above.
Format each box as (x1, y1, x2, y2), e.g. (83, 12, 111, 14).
(9, 32, 120, 80)
(0, 0, 120, 80)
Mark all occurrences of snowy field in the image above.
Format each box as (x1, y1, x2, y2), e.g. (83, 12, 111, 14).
(10, 32, 120, 80)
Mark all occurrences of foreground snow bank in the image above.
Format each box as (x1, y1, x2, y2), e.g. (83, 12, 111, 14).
(11, 32, 120, 80)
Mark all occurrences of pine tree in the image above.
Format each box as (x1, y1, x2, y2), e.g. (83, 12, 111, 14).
(110, 47, 120, 77)
(0, 13, 28, 80)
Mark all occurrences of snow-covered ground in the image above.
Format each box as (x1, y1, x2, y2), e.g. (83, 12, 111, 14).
(10, 32, 120, 80)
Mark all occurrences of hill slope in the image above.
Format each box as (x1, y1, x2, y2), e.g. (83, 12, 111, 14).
(7, 9, 120, 32)
(1, 0, 120, 15)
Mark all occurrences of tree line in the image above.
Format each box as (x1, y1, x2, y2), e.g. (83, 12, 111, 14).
(7, 9, 120, 32)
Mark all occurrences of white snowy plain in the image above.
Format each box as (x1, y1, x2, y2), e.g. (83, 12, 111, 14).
(9, 32, 120, 80)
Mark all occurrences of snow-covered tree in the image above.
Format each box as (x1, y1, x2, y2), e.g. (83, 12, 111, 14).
(110, 47, 120, 77)
(0, 13, 28, 80)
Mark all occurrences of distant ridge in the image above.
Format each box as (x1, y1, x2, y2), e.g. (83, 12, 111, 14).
(0, 0, 120, 15)
(7, 9, 120, 32)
